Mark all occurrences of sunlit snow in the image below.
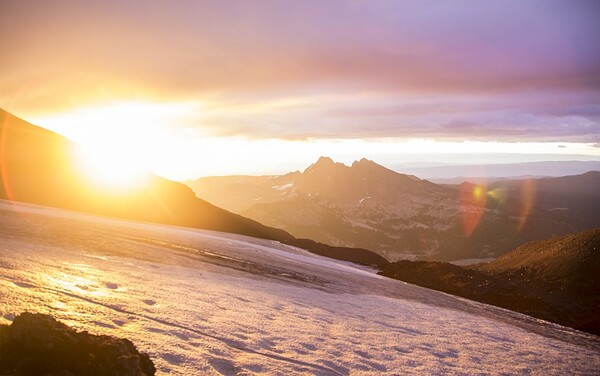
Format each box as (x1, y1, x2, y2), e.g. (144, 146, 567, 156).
(272, 183, 294, 191)
(0, 200, 598, 375)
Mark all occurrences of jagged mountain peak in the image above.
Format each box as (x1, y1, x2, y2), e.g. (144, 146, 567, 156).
(352, 157, 375, 167)
(302, 156, 423, 182)
(306, 157, 385, 174)
(304, 156, 345, 174)
(316, 156, 335, 165)
(351, 157, 403, 176)
(292, 156, 440, 202)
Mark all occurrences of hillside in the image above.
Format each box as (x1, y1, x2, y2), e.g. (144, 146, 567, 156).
(478, 228, 600, 307)
(380, 229, 600, 335)
(487, 172, 600, 229)
(1, 201, 598, 374)
(0, 108, 292, 242)
(188, 157, 600, 261)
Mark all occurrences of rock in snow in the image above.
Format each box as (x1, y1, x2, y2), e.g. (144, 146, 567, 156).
(0, 312, 155, 376)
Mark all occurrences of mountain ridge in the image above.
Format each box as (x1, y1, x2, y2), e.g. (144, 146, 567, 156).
(188, 157, 600, 261)
(397, 160, 600, 183)
(0, 108, 292, 242)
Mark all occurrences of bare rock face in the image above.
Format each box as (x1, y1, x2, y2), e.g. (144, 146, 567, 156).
(0, 312, 155, 376)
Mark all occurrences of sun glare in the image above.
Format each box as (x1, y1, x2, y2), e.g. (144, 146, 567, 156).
(73, 145, 148, 189)
(28, 100, 600, 182)
(32, 101, 198, 185)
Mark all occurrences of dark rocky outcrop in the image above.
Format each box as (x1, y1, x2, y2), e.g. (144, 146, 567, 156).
(0, 313, 155, 376)
(284, 238, 389, 268)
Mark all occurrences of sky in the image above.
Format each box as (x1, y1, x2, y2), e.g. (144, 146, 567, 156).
(1, 0, 599, 180)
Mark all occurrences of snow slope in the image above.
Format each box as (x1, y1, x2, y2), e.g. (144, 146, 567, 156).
(0, 200, 598, 375)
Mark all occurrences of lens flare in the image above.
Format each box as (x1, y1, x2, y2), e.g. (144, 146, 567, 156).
(0, 113, 14, 202)
(459, 183, 487, 236)
(517, 178, 535, 232)
(486, 188, 506, 202)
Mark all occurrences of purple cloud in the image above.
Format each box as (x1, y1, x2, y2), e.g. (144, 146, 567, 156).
(0, 0, 599, 142)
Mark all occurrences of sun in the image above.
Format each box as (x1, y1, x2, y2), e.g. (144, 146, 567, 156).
(73, 144, 149, 189)
(32, 101, 197, 186)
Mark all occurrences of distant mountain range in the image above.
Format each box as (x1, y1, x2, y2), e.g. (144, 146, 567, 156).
(396, 160, 600, 184)
(0, 108, 290, 242)
(188, 157, 600, 261)
(380, 228, 600, 335)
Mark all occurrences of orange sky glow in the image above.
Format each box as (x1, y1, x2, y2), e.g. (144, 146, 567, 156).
(1, 1, 598, 179)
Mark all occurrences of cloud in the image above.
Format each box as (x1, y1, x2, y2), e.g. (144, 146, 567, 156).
(191, 91, 600, 143)
(1, 0, 599, 143)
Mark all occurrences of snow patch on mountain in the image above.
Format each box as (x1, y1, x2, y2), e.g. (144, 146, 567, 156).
(272, 183, 294, 191)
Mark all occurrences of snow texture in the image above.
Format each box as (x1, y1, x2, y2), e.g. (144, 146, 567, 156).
(272, 183, 294, 191)
(0, 200, 599, 375)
